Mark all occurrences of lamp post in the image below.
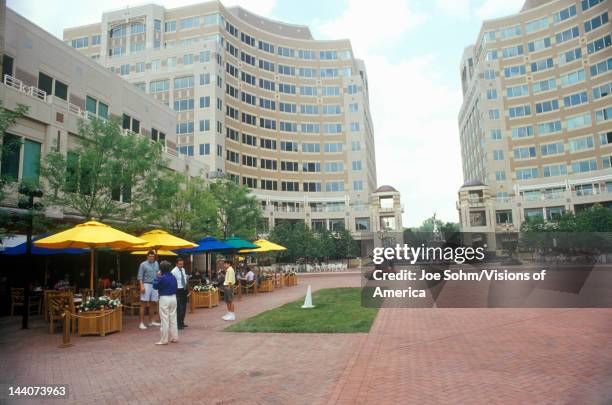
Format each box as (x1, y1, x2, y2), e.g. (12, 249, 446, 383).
(17, 183, 43, 330)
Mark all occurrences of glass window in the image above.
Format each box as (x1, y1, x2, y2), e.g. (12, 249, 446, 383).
(22, 139, 41, 181)
(1, 133, 21, 182)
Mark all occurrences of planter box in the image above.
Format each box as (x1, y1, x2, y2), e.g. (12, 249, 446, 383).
(259, 279, 274, 292)
(77, 308, 122, 336)
(286, 274, 298, 286)
(190, 289, 219, 312)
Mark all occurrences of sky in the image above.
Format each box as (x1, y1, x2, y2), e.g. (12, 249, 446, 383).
(7, 0, 526, 227)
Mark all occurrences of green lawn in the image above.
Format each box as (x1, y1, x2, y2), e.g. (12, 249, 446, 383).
(225, 287, 379, 333)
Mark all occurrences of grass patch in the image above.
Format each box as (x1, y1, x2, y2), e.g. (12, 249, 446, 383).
(225, 287, 379, 333)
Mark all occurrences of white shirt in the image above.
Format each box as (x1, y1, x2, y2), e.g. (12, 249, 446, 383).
(246, 270, 255, 282)
(171, 266, 188, 289)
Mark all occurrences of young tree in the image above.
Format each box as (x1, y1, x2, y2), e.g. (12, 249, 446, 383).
(333, 228, 360, 261)
(209, 178, 262, 240)
(42, 117, 165, 222)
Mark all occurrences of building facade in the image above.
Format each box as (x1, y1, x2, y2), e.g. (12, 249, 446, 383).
(0, 6, 206, 220)
(457, 0, 611, 243)
(64, 1, 401, 253)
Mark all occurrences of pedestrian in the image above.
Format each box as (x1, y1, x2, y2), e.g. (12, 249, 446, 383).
(153, 260, 178, 345)
(221, 260, 236, 321)
(171, 257, 189, 329)
(137, 250, 161, 330)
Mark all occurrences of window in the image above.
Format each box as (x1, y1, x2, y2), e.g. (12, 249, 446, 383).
(532, 78, 556, 94)
(278, 83, 296, 94)
(496, 211, 513, 224)
(279, 102, 296, 113)
(325, 162, 344, 172)
(226, 62, 238, 78)
(324, 143, 343, 153)
(352, 141, 361, 151)
(242, 154, 257, 167)
(572, 159, 597, 173)
(323, 105, 341, 115)
(278, 65, 295, 76)
(300, 86, 316, 96)
(241, 91, 256, 106)
(347, 84, 358, 94)
(259, 118, 276, 130)
(593, 82, 611, 100)
(555, 26, 579, 44)
(543, 164, 567, 177)
(504, 65, 526, 77)
(259, 59, 274, 72)
(541, 142, 564, 156)
(135, 62, 145, 73)
(485, 50, 498, 61)
(352, 160, 362, 171)
(301, 104, 318, 115)
(282, 181, 299, 192)
(558, 47, 581, 66)
(298, 49, 316, 60)
(563, 91, 588, 108)
(507, 84, 529, 98)
(176, 121, 194, 134)
(320, 68, 338, 78)
(511, 126, 533, 139)
(490, 129, 502, 140)
(499, 25, 521, 40)
(280, 121, 297, 132)
(260, 159, 277, 170)
(553, 4, 577, 23)
(585, 12, 609, 32)
(259, 97, 275, 110)
(596, 106, 612, 122)
(277, 46, 294, 58)
(495, 171, 506, 181)
(322, 86, 340, 96)
(486, 89, 498, 99)
(199, 143, 210, 155)
(509, 104, 532, 118)
(535, 99, 559, 114)
(241, 113, 257, 126)
(587, 34, 612, 54)
(164, 21, 176, 32)
(151, 59, 161, 71)
(119, 64, 130, 75)
(240, 51, 256, 66)
(174, 76, 194, 89)
(582, 0, 606, 11)
(303, 182, 321, 192)
(226, 128, 239, 142)
(355, 218, 370, 231)
(281, 161, 298, 172)
(299, 67, 317, 78)
(54, 80, 68, 100)
(502, 45, 523, 58)
(180, 16, 200, 30)
(513, 146, 537, 159)
(526, 16, 549, 33)
(530, 58, 553, 72)
(71, 37, 89, 49)
(243, 177, 257, 189)
(259, 78, 275, 92)
(560, 69, 585, 87)
(183, 54, 194, 65)
(241, 71, 256, 86)
(200, 96, 210, 108)
(493, 150, 504, 160)
(1, 133, 21, 181)
(569, 135, 594, 152)
(226, 105, 239, 120)
(324, 124, 342, 134)
(174, 98, 194, 112)
(325, 181, 344, 192)
(240, 32, 255, 47)
(280, 141, 298, 152)
(484, 69, 496, 80)
(302, 143, 321, 153)
(350, 122, 360, 132)
(259, 40, 274, 54)
(349, 103, 359, 112)
(301, 123, 320, 134)
(590, 57, 612, 77)
(600, 131, 612, 145)
(92, 35, 101, 46)
(516, 168, 538, 179)
(566, 113, 592, 130)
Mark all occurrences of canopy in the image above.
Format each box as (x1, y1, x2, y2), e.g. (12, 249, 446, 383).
(131, 250, 177, 256)
(131, 229, 197, 252)
(223, 236, 258, 250)
(35, 221, 146, 289)
(177, 236, 234, 254)
(3, 234, 87, 255)
(240, 239, 287, 253)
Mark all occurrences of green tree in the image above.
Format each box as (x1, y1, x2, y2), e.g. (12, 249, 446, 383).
(41, 117, 165, 222)
(575, 204, 612, 232)
(270, 220, 314, 262)
(0, 102, 29, 238)
(209, 178, 262, 240)
(333, 228, 360, 261)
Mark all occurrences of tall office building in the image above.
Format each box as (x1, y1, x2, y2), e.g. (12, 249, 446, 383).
(64, 2, 403, 253)
(457, 0, 611, 245)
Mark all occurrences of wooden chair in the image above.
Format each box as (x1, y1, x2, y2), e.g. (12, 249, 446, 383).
(47, 291, 76, 334)
(109, 290, 122, 300)
(241, 280, 257, 295)
(10, 288, 41, 316)
(124, 288, 141, 316)
(80, 288, 94, 299)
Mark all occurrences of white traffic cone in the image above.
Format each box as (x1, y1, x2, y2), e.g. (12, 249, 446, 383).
(301, 285, 315, 309)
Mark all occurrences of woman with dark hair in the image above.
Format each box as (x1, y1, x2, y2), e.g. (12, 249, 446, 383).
(153, 260, 178, 345)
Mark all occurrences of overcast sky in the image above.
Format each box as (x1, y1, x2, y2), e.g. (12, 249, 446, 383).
(7, 0, 525, 227)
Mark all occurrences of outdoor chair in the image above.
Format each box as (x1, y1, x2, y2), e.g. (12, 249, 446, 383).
(47, 291, 76, 334)
(109, 290, 122, 300)
(80, 288, 94, 299)
(241, 280, 257, 295)
(10, 287, 41, 316)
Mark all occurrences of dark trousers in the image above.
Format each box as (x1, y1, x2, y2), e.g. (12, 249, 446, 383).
(177, 288, 188, 327)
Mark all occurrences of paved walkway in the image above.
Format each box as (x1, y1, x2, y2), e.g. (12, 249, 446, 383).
(2, 273, 612, 404)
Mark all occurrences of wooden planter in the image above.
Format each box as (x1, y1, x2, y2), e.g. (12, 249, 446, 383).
(286, 274, 298, 286)
(190, 289, 219, 312)
(77, 308, 123, 336)
(258, 279, 274, 292)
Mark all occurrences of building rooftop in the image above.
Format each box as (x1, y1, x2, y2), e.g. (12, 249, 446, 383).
(521, 0, 555, 12)
(374, 185, 398, 193)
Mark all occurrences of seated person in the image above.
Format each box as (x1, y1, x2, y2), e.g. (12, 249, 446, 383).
(54, 274, 71, 290)
(245, 267, 255, 284)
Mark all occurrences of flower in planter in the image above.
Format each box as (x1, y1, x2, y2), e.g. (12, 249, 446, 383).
(77, 295, 121, 312)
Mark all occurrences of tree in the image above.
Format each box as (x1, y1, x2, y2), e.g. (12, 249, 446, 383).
(0, 102, 29, 238)
(333, 228, 360, 261)
(131, 170, 217, 239)
(41, 117, 165, 222)
(270, 220, 315, 263)
(209, 178, 262, 240)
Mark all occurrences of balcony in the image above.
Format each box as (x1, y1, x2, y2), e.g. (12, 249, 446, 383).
(3, 74, 47, 101)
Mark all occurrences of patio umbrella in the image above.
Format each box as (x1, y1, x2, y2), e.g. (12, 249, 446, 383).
(34, 221, 146, 290)
(3, 234, 87, 255)
(131, 250, 177, 256)
(223, 236, 258, 250)
(239, 239, 287, 253)
(131, 229, 197, 253)
(176, 236, 234, 278)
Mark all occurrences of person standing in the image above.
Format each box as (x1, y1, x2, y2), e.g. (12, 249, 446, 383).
(153, 261, 178, 345)
(221, 260, 236, 321)
(137, 251, 161, 330)
(171, 257, 189, 329)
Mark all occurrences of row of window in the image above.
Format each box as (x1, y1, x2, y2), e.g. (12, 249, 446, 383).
(236, 178, 364, 193)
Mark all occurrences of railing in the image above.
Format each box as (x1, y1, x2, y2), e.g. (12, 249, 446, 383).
(3, 74, 47, 101)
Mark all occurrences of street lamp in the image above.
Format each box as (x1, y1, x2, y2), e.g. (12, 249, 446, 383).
(17, 182, 43, 330)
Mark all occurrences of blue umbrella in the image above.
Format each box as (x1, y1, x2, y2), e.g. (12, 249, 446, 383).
(177, 236, 234, 254)
(3, 234, 87, 255)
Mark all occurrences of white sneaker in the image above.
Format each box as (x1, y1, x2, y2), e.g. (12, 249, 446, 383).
(139, 323, 147, 330)
(222, 313, 231, 321)
(149, 321, 161, 326)
(228, 313, 236, 321)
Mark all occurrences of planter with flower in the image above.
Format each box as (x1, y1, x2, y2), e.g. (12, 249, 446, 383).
(258, 273, 274, 292)
(190, 284, 219, 311)
(76, 296, 123, 336)
(285, 271, 298, 286)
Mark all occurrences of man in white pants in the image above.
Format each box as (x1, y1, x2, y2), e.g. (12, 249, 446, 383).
(153, 261, 178, 345)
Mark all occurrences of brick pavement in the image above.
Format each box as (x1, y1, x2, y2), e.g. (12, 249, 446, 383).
(2, 272, 612, 405)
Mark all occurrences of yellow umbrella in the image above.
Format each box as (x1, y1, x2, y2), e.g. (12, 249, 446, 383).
(131, 229, 197, 252)
(131, 250, 177, 256)
(239, 239, 287, 253)
(34, 221, 146, 290)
